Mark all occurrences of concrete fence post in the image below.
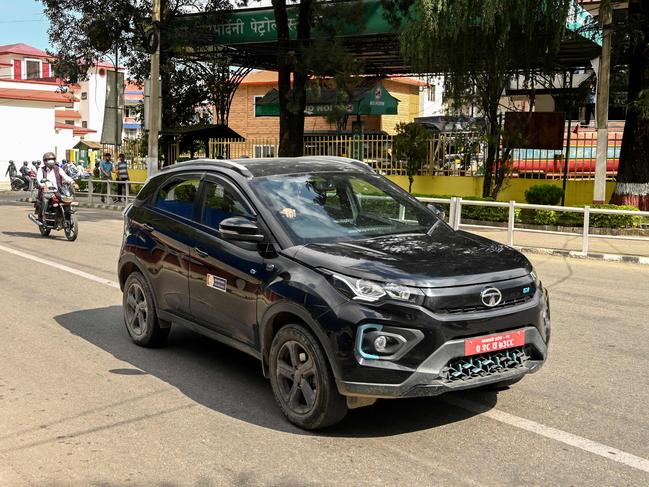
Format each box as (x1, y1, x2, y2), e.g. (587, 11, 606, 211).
(448, 197, 456, 228)
(88, 180, 93, 204)
(508, 201, 516, 246)
(582, 206, 591, 255)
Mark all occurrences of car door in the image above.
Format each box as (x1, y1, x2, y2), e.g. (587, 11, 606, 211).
(135, 173, 202, 317)
(188, 175, 265, 346)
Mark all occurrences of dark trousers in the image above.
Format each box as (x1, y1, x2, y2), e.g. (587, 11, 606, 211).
(584, 103, 595, 126)
(100, 178, 112, 202)
(116, 179, 128, 200)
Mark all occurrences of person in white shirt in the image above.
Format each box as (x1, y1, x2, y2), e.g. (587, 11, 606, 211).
(36, 152, 76, 222)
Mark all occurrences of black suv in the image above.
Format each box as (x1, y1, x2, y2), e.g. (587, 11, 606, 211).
(118, 157, 550, 429)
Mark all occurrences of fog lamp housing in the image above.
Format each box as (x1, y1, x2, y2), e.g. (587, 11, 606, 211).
(356, 324, 424, 362)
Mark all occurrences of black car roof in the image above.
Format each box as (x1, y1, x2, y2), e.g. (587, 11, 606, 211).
(161, 156, 373, 178)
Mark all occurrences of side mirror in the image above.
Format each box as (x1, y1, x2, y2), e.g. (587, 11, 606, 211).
(427, 203, 446, 221)
(219, 216, 265, 243)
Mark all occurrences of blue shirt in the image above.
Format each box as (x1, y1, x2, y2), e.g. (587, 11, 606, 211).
(99, 160, 113, 179)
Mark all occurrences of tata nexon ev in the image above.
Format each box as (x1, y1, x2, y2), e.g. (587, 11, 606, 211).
(118, 157, 550, 429)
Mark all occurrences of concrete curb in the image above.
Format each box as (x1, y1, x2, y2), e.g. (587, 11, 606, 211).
(516, 246, 649, 266)
(9, 196, 649, 266)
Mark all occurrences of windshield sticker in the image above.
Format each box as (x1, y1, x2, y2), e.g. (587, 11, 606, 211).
(207, 274, 227, 292)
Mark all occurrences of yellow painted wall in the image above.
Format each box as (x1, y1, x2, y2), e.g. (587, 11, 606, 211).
(387, 175, 616, 207)
(128, 168, 148, 183)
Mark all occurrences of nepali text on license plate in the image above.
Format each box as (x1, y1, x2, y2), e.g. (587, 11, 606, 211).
(464, 330, 525, 356)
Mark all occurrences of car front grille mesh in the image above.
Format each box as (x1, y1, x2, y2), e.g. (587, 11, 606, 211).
(436, 295, 533, 314)
(441, 346, 531, 382)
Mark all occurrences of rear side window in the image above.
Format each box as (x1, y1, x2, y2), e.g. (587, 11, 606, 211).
(155, 178, 200, 219)
(201, 179, 252, 229)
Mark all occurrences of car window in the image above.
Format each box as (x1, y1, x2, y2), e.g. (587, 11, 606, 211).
(200, 179, 252, 229)
(155, 178, 200, 219)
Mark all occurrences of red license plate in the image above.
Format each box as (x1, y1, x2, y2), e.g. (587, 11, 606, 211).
(464, 330, 525, 356)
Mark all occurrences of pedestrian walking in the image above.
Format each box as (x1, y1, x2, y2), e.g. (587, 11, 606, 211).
(99, 152, 114, 203)
(115, 153, 129, 202)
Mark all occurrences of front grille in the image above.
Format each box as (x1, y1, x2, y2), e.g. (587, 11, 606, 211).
(436, 295, 533, 314)
(440, 346, 531, 382)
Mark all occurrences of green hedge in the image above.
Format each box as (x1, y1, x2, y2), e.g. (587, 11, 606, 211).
(524, 184, 564, 206)
(413, 194, 643, 229)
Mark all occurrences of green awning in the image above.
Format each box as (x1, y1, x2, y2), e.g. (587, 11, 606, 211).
(255, 82, 399, 117)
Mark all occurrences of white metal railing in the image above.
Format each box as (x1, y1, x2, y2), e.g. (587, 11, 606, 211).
(418, 197, 649, 256)
(78, 179, 146, 205)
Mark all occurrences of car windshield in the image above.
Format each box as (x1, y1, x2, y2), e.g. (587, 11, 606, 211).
(250, 172, 444, 245)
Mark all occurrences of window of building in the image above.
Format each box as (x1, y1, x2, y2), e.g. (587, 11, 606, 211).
(81, 92, 88, 100)
(64, 120, 75, 126)
(155, 178, 200, 220)
(253, 145, 275, 158)
(25, 59, 41, 80)
(427, 86, 436, 102)
(253, 95, 263, 117)
(82, 121, 88, 128)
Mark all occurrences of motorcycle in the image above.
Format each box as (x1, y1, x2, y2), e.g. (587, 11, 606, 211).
(10, 170, 37, 191)
(28, 181, 79, 241)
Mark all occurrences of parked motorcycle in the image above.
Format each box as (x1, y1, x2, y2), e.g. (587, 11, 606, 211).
(28, 181, 79, 241)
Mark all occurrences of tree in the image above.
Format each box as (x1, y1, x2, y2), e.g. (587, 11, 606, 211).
(393, 122, 429, 192)
(388, 0, 572, 197)
(40, 0, 232, 153)
(267, 0, 364, 156)
(610, 0, 649, 210)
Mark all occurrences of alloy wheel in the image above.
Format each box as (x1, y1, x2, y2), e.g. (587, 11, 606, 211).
(275, 340, 318, 415)
(125, 282, 148, 336)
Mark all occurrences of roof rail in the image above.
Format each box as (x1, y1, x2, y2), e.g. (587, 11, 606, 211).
(161, 158, 253, 178)
(298, 155, 374, 172)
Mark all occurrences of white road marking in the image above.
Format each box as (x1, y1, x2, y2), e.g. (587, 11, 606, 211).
(446, 396, 649, 474)
(1, 242, 649, 474)
(0, 243, 120, 289)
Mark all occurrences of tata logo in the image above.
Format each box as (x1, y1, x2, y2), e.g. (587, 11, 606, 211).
(480, 287, 503, 307)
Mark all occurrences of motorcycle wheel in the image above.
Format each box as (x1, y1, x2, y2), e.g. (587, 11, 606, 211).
(64, 213, 78, 241)
(39, 224, 51, 237)
(11, 179, 23, 191)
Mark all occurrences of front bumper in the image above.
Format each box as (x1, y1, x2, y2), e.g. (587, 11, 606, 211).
(337, 325, 546, 398)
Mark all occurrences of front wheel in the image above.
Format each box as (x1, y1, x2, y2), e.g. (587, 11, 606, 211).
(269, 324, 347, 429)
(64, 213, 78, 241)
(39, 222, 51, 237)
(11, 179, 24, 191)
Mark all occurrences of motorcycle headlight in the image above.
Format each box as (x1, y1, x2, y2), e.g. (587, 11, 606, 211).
(329, 272, 424, 305)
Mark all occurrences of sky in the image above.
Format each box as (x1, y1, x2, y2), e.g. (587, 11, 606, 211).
(0, 0, 51, 50)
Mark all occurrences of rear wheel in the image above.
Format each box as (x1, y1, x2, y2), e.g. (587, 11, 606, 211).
(123, 272, 170, 347)
(10, 179, 23, 191)
(64, 213, 78, 241)
(269, 324, 347, 429)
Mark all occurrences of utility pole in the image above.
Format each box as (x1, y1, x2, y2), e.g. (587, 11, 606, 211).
(593, 0, 612, 204)
(146, 0, 162, 179)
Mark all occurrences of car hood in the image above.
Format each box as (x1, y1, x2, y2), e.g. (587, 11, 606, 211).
(289, 229, 532, 288)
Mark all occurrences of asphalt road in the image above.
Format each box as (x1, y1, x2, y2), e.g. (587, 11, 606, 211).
(0, 201, 648, 486)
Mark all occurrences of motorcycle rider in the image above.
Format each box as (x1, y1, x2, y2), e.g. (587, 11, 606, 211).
(36, 152, 77, 222)
(19, 161, 33, 190)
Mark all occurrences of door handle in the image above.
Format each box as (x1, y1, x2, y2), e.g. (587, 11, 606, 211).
(194, 247, 209, 258)
(142, 223, 154, 232)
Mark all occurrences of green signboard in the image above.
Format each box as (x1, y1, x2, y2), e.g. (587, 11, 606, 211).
(169, 0, 600, 51)
(255, 82, 399, 117)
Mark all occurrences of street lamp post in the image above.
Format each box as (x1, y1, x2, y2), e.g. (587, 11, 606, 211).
(146, 0, 162, 179)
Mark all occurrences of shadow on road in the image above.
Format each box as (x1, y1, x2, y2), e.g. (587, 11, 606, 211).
(54, 305, 498, 437)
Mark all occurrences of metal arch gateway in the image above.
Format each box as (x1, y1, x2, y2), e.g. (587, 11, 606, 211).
(165, 0, 602, 74)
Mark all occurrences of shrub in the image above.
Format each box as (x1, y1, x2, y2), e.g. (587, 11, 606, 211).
(590, 204, 641, 228)
(533, 209, 558, 225)
(524, 184, 564, 206)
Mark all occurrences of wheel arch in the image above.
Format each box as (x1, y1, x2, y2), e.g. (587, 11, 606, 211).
(259, 303, 342, 380)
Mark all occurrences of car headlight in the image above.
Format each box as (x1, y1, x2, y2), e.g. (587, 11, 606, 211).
(329, 272, 424, 305)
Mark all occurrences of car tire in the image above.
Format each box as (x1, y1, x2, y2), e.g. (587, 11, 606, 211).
(269, 324, 348, 430)
(123, 272, 170, 347)
(488, 375, 524, 390)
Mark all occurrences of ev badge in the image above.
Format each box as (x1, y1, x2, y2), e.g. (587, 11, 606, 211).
(480, 287, 503, 307)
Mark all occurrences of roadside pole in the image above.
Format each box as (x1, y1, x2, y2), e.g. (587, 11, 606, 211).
(594, 0, 612, 204)
(146, 0, 161, 179)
